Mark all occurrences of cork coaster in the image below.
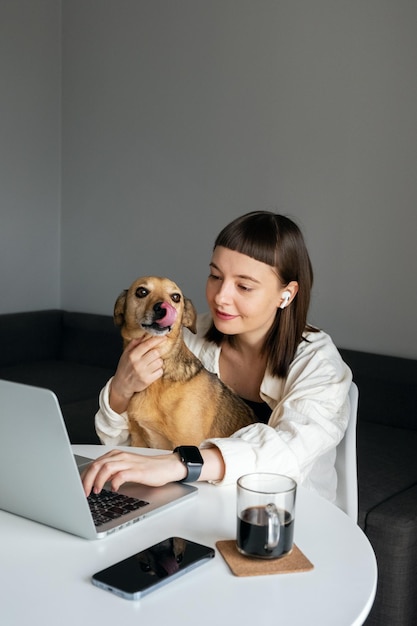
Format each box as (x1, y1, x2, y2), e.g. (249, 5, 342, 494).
(216, 540, 314, 577)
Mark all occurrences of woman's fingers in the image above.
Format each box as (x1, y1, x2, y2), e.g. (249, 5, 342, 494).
(81, 449, 185, 496)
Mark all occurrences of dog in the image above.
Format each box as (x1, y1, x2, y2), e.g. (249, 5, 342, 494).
(114, 276, 256, 449)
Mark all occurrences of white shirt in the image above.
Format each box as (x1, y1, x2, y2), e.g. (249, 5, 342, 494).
(95, 313, 352, 502)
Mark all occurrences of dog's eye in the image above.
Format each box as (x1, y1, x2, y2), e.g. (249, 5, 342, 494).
(171, 293, 181, 303)
(135, 287, 149, 298)
(139, 562, 152, 572)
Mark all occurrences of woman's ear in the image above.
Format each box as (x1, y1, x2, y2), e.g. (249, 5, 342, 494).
(279, 282, 298, 309)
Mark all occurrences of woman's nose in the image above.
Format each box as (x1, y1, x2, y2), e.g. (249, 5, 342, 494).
(214, 281, 232, 305)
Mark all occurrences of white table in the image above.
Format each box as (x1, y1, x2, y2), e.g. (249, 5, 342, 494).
(1, 445, 377, 626)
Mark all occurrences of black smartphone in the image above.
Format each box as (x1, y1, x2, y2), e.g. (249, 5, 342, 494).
(91, 537, 215, 600)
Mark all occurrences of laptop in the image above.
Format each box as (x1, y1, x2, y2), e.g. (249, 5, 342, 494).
(0, 379, 197, 539)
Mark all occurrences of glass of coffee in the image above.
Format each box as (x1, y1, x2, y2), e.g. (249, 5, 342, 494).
(237, 473, 297, 559)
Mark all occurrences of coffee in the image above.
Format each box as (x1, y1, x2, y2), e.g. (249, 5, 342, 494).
(237, 505, 294, 559)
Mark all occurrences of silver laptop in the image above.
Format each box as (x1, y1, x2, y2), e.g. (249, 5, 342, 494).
(0, 379, 197, 539)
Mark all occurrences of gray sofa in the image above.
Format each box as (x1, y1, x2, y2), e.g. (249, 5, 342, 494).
(1, 310, 416, 625)
(338, 348, 417, 626)
(0, 310, 121, 444)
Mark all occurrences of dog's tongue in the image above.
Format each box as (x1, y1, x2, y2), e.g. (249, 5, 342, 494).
(158, 554, 181, 576)
(156, 302, 177, 327)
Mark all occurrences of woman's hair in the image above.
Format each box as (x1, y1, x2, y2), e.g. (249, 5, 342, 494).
(205, 211, 318, 378)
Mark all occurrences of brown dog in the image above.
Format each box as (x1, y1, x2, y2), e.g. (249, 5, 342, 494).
(114, 276, 256, 449)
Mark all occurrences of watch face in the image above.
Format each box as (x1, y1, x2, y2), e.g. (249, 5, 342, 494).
(180, 446, 203, 465)
(174, 446, 204, 483)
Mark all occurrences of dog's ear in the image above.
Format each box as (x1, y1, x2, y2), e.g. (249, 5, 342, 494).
(182, 297, 197, 334)
(114, 289, 128, 327)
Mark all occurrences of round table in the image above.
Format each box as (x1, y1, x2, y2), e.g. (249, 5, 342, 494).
(0, 445, 377, 626)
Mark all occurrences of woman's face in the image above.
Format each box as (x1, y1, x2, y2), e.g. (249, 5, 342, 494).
(206, 246, 285, 342)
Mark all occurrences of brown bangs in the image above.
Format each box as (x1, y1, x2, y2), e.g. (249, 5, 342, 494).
(214, 212, 280, 270)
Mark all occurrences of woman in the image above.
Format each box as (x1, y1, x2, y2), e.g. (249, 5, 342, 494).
(82, 211, 352, 502)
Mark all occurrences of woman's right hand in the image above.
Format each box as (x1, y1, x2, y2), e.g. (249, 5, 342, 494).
(109, 336, 167, 413)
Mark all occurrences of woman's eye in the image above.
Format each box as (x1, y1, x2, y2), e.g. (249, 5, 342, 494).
(208, 273, 221, 280)
(238, 284, 252, 292)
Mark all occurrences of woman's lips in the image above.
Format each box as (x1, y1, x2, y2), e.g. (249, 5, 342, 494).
(214, 309, 238, 321)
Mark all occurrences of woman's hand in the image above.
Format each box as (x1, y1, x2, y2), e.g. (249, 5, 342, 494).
(109, 336, 167, 413)
(82, 449, 187, 496)
(81, 447, 226, 496)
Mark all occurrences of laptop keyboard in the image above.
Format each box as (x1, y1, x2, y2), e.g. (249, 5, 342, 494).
(87, 489, 149, 527)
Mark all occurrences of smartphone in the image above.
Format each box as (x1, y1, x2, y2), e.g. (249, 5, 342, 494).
(91, 537, 215, 600)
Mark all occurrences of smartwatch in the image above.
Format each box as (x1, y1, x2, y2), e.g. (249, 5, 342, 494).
(173, 446, 204, 483)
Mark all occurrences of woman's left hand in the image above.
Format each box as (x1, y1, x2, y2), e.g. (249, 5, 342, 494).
(81, 449, 187, 496)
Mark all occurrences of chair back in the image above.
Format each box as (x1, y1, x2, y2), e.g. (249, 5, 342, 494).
(334, 382, 359, 522)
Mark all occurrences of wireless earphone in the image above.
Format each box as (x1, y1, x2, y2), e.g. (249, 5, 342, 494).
(280, 290, 291, 309)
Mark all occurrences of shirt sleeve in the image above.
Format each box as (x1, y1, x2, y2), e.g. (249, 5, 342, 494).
(94, 377, 132, 446)
(201, 332, 353, 490)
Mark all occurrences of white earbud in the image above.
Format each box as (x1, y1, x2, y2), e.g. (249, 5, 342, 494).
(280, 291, 291, 309)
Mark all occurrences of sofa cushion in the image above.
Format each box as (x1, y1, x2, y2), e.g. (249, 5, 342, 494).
(340, 348, 417, 430)
(0, 310, 62, 366)
(60, 311, 122, 369)
(356, 378, 417, 430)
(61, 397, 102, 444)
(0, 361, 114, 405)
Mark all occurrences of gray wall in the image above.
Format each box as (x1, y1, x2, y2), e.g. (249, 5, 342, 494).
(1, 1, 416, 359)
(1, 0, 61, 311)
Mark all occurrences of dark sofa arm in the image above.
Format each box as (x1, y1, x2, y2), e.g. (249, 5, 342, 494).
(364, 483, 417, 625)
